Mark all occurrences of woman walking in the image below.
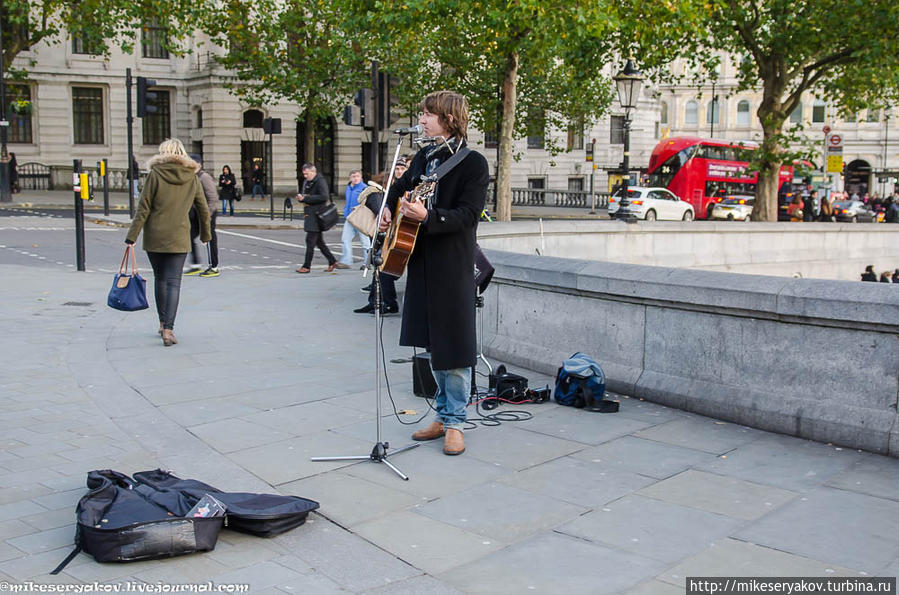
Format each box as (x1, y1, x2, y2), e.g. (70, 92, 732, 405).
(219, 165, 238, 216)
(125, 139, 210, 346)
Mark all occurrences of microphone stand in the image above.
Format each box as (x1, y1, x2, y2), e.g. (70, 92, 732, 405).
(310, 135, 419, 481)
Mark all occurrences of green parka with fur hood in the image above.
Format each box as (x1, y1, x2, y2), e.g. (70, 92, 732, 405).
(126, 153, 211, 252)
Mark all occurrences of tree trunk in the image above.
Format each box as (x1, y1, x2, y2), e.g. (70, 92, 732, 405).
(304, 110, 315, 165)
(495, 51, 519, 222)
(753, 74, 786, 222)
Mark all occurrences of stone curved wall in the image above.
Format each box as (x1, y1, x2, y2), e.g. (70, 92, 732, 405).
(477, 220, 899, 281)
(480, 249, 899, 456)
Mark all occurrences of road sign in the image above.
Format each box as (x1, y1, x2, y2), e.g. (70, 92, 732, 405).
(822, 125, 831, 135)
(828, 134, 842, 147)
(826, 154, 843, 173)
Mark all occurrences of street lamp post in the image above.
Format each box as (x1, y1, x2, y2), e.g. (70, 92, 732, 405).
(883, 109, 890, 197)
(0, 15, 11, 203)
(613, 59, 644, 222)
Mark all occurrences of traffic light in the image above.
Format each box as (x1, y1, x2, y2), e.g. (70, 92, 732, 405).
(343, 105, 361, 126)
(354, 89, 373, 128)
(136, 76, 157, 118)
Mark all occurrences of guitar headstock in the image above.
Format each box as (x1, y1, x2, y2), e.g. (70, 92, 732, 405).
(408, 180, 437, 206)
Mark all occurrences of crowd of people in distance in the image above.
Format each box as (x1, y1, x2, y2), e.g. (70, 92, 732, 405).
(787, 189, 899, 223)
(860, 265, 899, 283)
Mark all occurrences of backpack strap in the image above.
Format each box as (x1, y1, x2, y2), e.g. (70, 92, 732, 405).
(51, 544, 82, 575)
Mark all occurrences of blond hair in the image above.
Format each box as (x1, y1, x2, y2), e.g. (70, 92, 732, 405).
(157, 138, 188, 158)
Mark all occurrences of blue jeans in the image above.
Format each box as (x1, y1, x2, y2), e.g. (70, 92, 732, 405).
(222, 199, 233, 215)
(431, 367, 470, 431)
(339, 221, 371, 266)
(252, 183, 263, 198)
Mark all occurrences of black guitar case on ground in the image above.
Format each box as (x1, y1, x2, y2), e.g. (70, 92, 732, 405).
(131, 469, 319, 537)
(52, 469, 319, 574)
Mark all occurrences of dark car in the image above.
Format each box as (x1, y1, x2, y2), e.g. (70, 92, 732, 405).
(833, 200, 876, 223)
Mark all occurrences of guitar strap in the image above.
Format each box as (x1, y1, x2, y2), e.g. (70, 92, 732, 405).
(432, 147, 471, 181)
(423, 146, 470, 208)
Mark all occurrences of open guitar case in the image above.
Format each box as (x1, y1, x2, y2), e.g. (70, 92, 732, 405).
(52, 469, 319, 573)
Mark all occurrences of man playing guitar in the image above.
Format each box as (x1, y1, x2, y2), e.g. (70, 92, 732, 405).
(379, 90, 489, 456)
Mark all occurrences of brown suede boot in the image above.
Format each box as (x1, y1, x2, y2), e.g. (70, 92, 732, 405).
(411, 421, 445, 441)
(443, 428, 465, 455)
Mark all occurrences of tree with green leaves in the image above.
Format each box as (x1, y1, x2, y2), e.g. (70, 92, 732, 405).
(200, 0, 371, 164)
(1, 0, 203, 75)
(361, 0, 616, 221)
(612, 0, 899, 220)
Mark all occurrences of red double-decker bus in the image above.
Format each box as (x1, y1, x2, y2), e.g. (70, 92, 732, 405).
(646, 137, 795, 219)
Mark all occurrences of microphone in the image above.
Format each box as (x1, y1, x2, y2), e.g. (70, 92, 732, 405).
(393, 124, 424, 136)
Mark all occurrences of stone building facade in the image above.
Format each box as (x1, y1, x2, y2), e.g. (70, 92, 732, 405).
(657, 55, 896, 197)
(10, 28, 662, 199)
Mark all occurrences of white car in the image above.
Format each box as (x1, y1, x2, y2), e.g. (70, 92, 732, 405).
(711, 195, 754, 221)
(608, 186, 694, 221)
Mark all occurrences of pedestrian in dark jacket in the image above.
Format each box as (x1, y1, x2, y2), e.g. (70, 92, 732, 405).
(892, 269, 899, 283)
(9, 152, 18, 193)
(219, 165, 238, 216)
(861, 265, 877, 282)
(803, 190, 818, 222)
(125, 139, 210, 347)
(251, 164, 264, 199)
(880, 271, 892, 283)
(380, 90, 488, 456)
(295, 163, 337, 273)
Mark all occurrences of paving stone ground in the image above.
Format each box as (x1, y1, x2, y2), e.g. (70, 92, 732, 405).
(1, 209, 897, 593)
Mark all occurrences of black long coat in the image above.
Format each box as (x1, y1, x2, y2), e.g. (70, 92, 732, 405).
(386, 143, 488, 370)
(300, 175, 331, 232)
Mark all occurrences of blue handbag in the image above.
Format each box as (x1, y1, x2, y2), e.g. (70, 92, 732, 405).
(107, 246, 149, 312)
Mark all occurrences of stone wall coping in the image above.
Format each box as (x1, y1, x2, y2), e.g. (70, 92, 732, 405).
(484, 249, 899, 332)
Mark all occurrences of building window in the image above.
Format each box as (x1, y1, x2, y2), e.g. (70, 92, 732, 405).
(196, 108, 203, 129)
(812, 100, 826, 123)
(141, 19, 169, 59)
(527, 112, 545, 149)
(6, 84, 33, 144)
(685, 100, 698, 125)
(72, 87, 104, 145)
(566, 117, 584, 151)
(790, 104, 802, 124)
(568, 177, 584, 191)
(243, 109, 264, 128)
(610, 115, 625, 145)
(866, 109, 880, 123)
(142, 89, 170, 145)
(484, 128, 498, 149)
(527, 177, 545, 189)
(192, 141, 203, 162)
(736, 100, 751, 126)
(71, 35, 100, 55)
(660, 101, 668, 124)
(706, 99, 721, 125)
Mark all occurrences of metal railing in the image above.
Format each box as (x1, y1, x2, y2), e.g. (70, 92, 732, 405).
(18, 162, 52, 190)
(510, 187, 609, 209)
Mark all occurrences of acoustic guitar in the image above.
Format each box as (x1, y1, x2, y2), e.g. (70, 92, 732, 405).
(380, 180, 437, 278)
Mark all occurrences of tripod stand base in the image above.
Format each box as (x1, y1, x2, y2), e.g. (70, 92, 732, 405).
(311, 441, 420, 481)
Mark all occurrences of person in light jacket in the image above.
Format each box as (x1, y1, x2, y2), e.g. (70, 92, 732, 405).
(125, 139, 210, 346)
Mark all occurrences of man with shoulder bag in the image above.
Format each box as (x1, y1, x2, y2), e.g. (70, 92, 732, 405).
(295, 163, 339, 274)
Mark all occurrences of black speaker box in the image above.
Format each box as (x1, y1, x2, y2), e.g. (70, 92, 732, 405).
(412, 353, 437, 397)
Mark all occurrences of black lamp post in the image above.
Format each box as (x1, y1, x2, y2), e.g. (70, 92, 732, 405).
(0, 15, 10, 203)
(613, 59, 644, 222)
